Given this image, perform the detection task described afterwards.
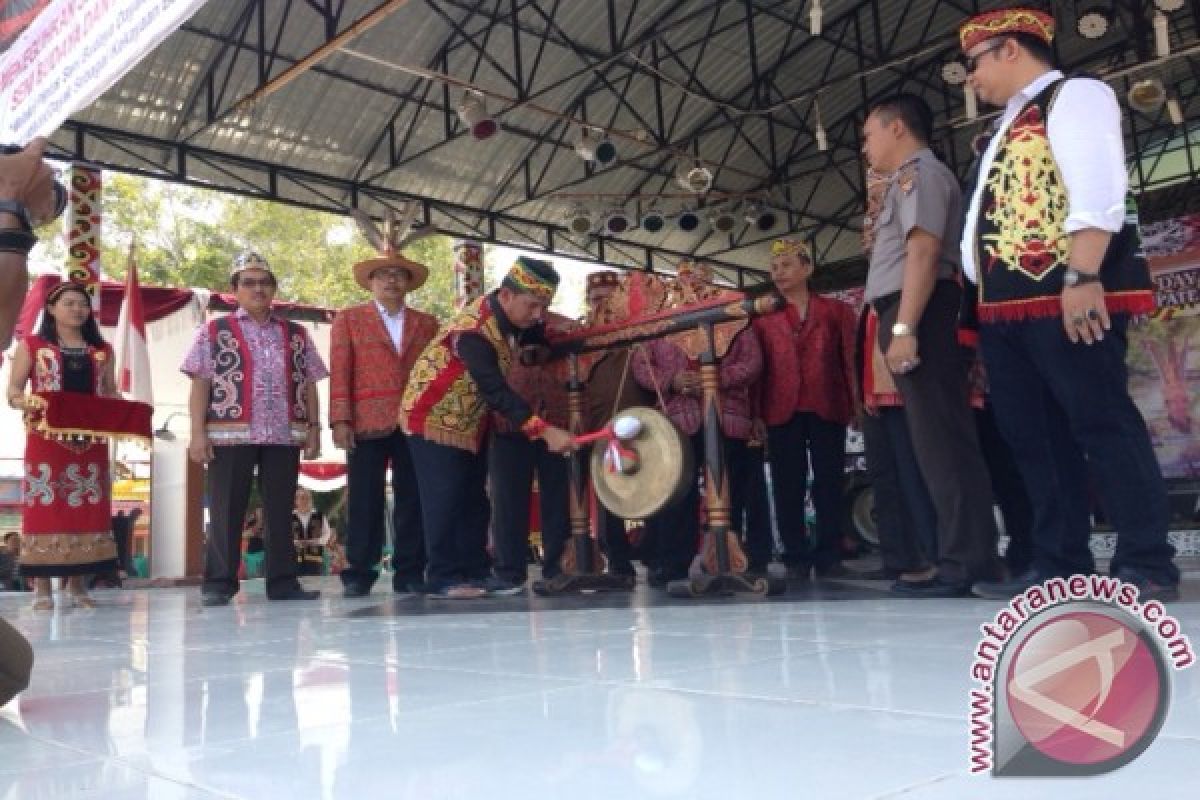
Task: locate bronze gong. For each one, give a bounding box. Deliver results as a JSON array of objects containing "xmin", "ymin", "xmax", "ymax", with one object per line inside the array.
[{"xmin": 589, "ymin": 406, "xmax": 693, "ymax": 520}]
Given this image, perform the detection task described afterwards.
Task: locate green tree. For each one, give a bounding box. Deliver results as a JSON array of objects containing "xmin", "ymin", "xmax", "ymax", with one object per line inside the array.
[{"xmin": 96, "ymin": 173, "xmax": 460, "ymax": 319}]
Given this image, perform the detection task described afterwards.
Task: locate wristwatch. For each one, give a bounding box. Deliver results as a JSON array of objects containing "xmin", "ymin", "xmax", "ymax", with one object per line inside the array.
[
  {"xmin": 0, "ymin": 199, "xmax": 33, "ymax": 231},
  {"xmin": 891, "ymin": 322, "xmax": 915, "ymax": 337},
  {"xmin": 1063, "ymin": 267, "xmax": 1102, "ymax": 288}
]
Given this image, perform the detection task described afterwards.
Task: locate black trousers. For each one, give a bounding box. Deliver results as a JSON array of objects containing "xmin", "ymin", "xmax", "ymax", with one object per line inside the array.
[
  {"xmin": 408, "ymin": 435, "xmax": 491, "ymax": 590},
  {"xmin": 340, "ymin": 430, "xmax": 425, "ymax": 591},
  {"xmin": 862, "ymin": 407, "xmax": 938, "ymax": 572},
  {"xmin": 975, "ymin": 403, "xmax": 1035, "ymax": 576},
  {"xmin": 878, "ymin": 281, "xmax": 999, "ymax": 583},
  {"xmin": 645, "ymin": 432, "xmax": 703, "ymax": 580},
  {"xmin": 488, "ymin": 432, "xmax": 570, "ymax": 583},
  {"xmin": 205, "ymin": 444, "xmax": 302, "ymax": 597},
  {"xmin": 980, "ymin": 315, "xmax": 1178, "ymax": 585},
  {"xmin": 737, "ymin": 443, "xmax": 774, "ymax": 570},
  {"xmin": 767, "ymin": 412, "xmax": 846, "ymax": 571}
]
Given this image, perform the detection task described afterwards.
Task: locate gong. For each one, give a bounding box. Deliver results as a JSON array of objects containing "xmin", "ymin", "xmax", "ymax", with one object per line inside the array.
[{"xmin": 589, "ymin": 406, "xmax": 693, "ymax": 520}]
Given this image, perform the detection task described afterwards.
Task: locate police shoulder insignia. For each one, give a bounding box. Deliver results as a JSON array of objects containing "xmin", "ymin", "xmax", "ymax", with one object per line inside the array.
[{"xmin": 897, "ymin": 158, "xmax": 919, "ymax": 195}]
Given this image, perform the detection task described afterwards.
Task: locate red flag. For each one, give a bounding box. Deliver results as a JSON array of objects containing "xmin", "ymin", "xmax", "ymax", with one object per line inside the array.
[{"xmin": 113, "ymin": 256, "xmax": 153, "ymax": 403}]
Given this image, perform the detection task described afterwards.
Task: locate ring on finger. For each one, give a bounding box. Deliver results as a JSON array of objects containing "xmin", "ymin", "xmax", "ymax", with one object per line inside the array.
[{"xmin": 1086, "ymin": 309, "xmax": 1100, "ymax": 320}]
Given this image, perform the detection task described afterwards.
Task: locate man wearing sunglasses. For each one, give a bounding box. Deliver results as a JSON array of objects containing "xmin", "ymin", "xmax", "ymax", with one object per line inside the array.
[
  {"xmin": 958, "ymin": 7, "xmax": 1178, "ymax": 601},
  {"xmin": 182, "ymin": 251, "xmax": 328, "ymax": 606},
  {"xmin": 329, "ymin": 252, "xmax": 438, "ymax": 598}
]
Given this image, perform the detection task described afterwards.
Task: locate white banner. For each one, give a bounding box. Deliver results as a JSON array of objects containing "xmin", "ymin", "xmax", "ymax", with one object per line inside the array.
[{"xmin": 0, "ymin": 0, "xmax": 211, "ymax": 142}]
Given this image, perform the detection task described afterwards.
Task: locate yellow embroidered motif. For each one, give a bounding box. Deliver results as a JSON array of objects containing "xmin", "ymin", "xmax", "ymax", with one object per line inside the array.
[
  {"xmin": 980, "ymin": 106, "xmax": 1069, "ymax": 282},
  {"xmin": 400, "ymin": 297, "xmax": 513, "ymax": 451},
  {"xmin": 896, "ymin": 159, "xmax": 918, "ymax": 195}
]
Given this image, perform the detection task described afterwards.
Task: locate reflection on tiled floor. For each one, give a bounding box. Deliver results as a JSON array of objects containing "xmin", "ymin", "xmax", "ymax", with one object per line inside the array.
[{"xmin": 1, "ymin": 576, "xmax": 1197, "ymax": 799}]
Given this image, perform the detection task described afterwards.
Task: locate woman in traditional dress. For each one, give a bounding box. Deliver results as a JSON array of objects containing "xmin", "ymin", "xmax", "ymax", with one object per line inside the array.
[{"xmin": 6, "ymin": 282, "xmax": 118, "ymax": 610}]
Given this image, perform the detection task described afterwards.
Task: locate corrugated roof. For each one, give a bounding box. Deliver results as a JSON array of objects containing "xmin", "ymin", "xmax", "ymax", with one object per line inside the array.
[{"xmin": 47, "ymin": 0, "xmax": 1200, "ymax": 278}]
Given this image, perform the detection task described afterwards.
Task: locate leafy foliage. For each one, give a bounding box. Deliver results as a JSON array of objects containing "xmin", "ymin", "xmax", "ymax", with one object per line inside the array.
[{"xmin": 96, "ymin": 174, "xmax": 459, "ymax": 319}]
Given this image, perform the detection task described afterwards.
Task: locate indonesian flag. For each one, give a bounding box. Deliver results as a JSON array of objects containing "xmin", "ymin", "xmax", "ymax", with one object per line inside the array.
[{"xmin": 113, "ymin": 254, "xmax": 153, "ymax": 404}]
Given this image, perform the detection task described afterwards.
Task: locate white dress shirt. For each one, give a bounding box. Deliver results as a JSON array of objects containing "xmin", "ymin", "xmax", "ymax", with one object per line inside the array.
[
  {"xmin": 961, "ymin": 69, "xmax": 1128, "ymax": 283},
  {"xmin": 374, "ymin": 300, "xmax": 406, "ymax": 351}
]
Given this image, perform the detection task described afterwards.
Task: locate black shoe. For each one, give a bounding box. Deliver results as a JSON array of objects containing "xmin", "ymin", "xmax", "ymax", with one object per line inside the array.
[
  {"xmin": 1113, "ymin": 568, "xmax": 1181, "ymax": 603},
  {"xmin": 851, "ymin": 567, "xmax": 902, "ymax": 581},
  {"xmin": 891, "ymin": 576, "xmax": 972, "ymax": 597},
  {"xmin": 608, "ymin": 560, "xmax": 636, "ymax": 579},
  {"xmin": 201, "ymin": 592, "xmax": 231, "ymax": 607},
  {"xmin": 392, "ymin": 580, "xmax": 426, "ymax": 597},
  {"xmin": 342, "ymin": 583, "xmax": 370, "ymax": 598},
  {"xmin": 814, "ymin": 562, "xmax": 851, "ymax": 579},
  {"xmin": 268, "ymin": 586, "xmax": 321, "ymax": 601},
  {"xmin": 971, "ymin": 568, "xmax": 1052, "ymax": 600},
  {"xmin": 647, "ymin": 568, "xmax": 686, "ymax": 589},
  {"xmin": 785, "ymin": 563, "xmax": 811, "ymax": 581},
  {"xmin": 483, "ymin": 576, "xmax": 525, "ymax": 596}
]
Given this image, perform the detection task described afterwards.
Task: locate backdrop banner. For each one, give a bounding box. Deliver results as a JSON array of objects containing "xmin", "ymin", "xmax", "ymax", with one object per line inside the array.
[
  {"xmin": 1131, "ymin": 213, "xmax": 1200, "ymax": 480},
  {"xmin": 0, "ymin": 0, "xmax": 211, "ymax": 141}
]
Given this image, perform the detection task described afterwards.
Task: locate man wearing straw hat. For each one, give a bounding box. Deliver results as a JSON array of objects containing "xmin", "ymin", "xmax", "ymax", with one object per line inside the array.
[{"xmin": 330, "ymin": 250, "xmax": 438, "ymax": 597}]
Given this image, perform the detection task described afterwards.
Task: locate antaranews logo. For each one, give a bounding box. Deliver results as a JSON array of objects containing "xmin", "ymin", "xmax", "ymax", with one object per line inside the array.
[{"xmin": 968, "ymin": 575, "xmax": 1193, "ymax": 777}]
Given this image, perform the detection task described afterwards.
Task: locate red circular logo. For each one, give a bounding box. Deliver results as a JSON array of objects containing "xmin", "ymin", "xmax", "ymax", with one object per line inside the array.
[{"xmin": 1006, "ymin": 611, "xmax": 1163, "ymax": 767}]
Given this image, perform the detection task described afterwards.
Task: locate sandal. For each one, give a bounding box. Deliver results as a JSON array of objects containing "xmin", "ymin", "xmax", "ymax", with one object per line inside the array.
[
  {"xmin": 32, "ymin": 594, "xmax": 54, "ymax": 611},
  {"xmin": 68, "ymin": 592, "xmax": 96, "ymax": 609}
]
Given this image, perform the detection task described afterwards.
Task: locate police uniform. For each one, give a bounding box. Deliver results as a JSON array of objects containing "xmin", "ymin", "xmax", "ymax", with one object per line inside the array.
[{"xmin": 866, "ymin": 148, "xmax": 999, "ymax": 592}]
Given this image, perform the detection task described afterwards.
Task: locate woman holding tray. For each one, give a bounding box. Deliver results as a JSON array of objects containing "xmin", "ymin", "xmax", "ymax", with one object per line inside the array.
[{"xmin": 6, "ymin": 281, "xmax": 119, "ymax": 610}]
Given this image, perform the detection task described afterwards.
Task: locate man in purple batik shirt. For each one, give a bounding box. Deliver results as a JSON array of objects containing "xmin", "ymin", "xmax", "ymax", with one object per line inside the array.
[{"xmin": 182, "ymin": 251, "xmax": 328, "ymax": 606}]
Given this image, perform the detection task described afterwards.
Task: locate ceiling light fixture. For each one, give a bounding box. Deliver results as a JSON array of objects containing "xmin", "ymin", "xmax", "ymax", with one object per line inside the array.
[
  {"xmin": 814, "ymin": 97, "xmax": 828, "ymax": 152},
  {"xmin": 640, "ymin": 207, "xmax": 666, "ymax": 234},
  {"xmin": 941, "ymin": 61, "xmax": 967, "ymax": 86},
  {"xmin": 1076, "ymin": 8, "xmax": 1111, "ymax": 40},
  {"xmin": 1168, "ymin": 97, "xmax": 1185, "ymax": 126},
  {"xmin": 1128, "ymin": 78, "xmax": 1167, "ymax": 114},
  {"xmin": 677, "ymin": 209, "xmax": 702, "ymax": 233},
  {"xmin": 457, "ymin": 91, "xmax": 497, "ymax": 140},
  {"xmin": 745, "ymin": 204, "xmax": 780, "ymax": 233},
  {"xmin": 1154, "ymin": 12, "xmax": 1171, "ymax": 57},
  {"xmin": 574, "ymin": 127, "xmax": 617, "ymax": 166},
  {"xmin": 710, "ymin": 208, "xmax": 738, "ymax": 234},
  {"xmin": 603, "ymin": 206, "xmax": 631, "ymax": 235},
  {"xmin": 566, "ymin": 203, "xmax": 593, "ymax": 235},
  {"xmin": 675, "ymin": 159, "xmax": 713, "ymax": 194}
]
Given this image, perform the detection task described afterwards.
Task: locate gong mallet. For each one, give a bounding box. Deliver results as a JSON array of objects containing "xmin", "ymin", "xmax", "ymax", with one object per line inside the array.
[{"xmin": 572, "ymin": 415, "xmax": 642, "ymax": 475}]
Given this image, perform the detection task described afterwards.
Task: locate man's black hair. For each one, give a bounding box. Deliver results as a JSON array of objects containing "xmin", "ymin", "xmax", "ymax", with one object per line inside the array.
[{"xmin": 869, "ymin": 93, "xmax": 934, "ymax": 145}]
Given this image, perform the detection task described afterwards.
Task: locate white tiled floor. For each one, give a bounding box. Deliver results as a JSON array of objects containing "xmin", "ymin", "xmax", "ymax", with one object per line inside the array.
[{"xmin": 1, "ymin": 577, "xmax": 1197, "ymax": 799}]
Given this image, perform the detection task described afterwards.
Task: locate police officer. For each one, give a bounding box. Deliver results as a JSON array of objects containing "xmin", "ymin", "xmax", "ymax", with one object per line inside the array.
[{"xmin": 861, "ymin": 93, "xmax": 998, "ymax": 597}]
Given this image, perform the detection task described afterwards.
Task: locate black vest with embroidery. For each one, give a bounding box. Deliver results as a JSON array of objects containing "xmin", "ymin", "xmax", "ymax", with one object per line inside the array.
[
  {"xmin": 972, "ymin": 79, "xmax": 1155, "ymax": 323},
  {"xmin": 292, "ymin": 510, "xmax": 325, "ymax": 564}
]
